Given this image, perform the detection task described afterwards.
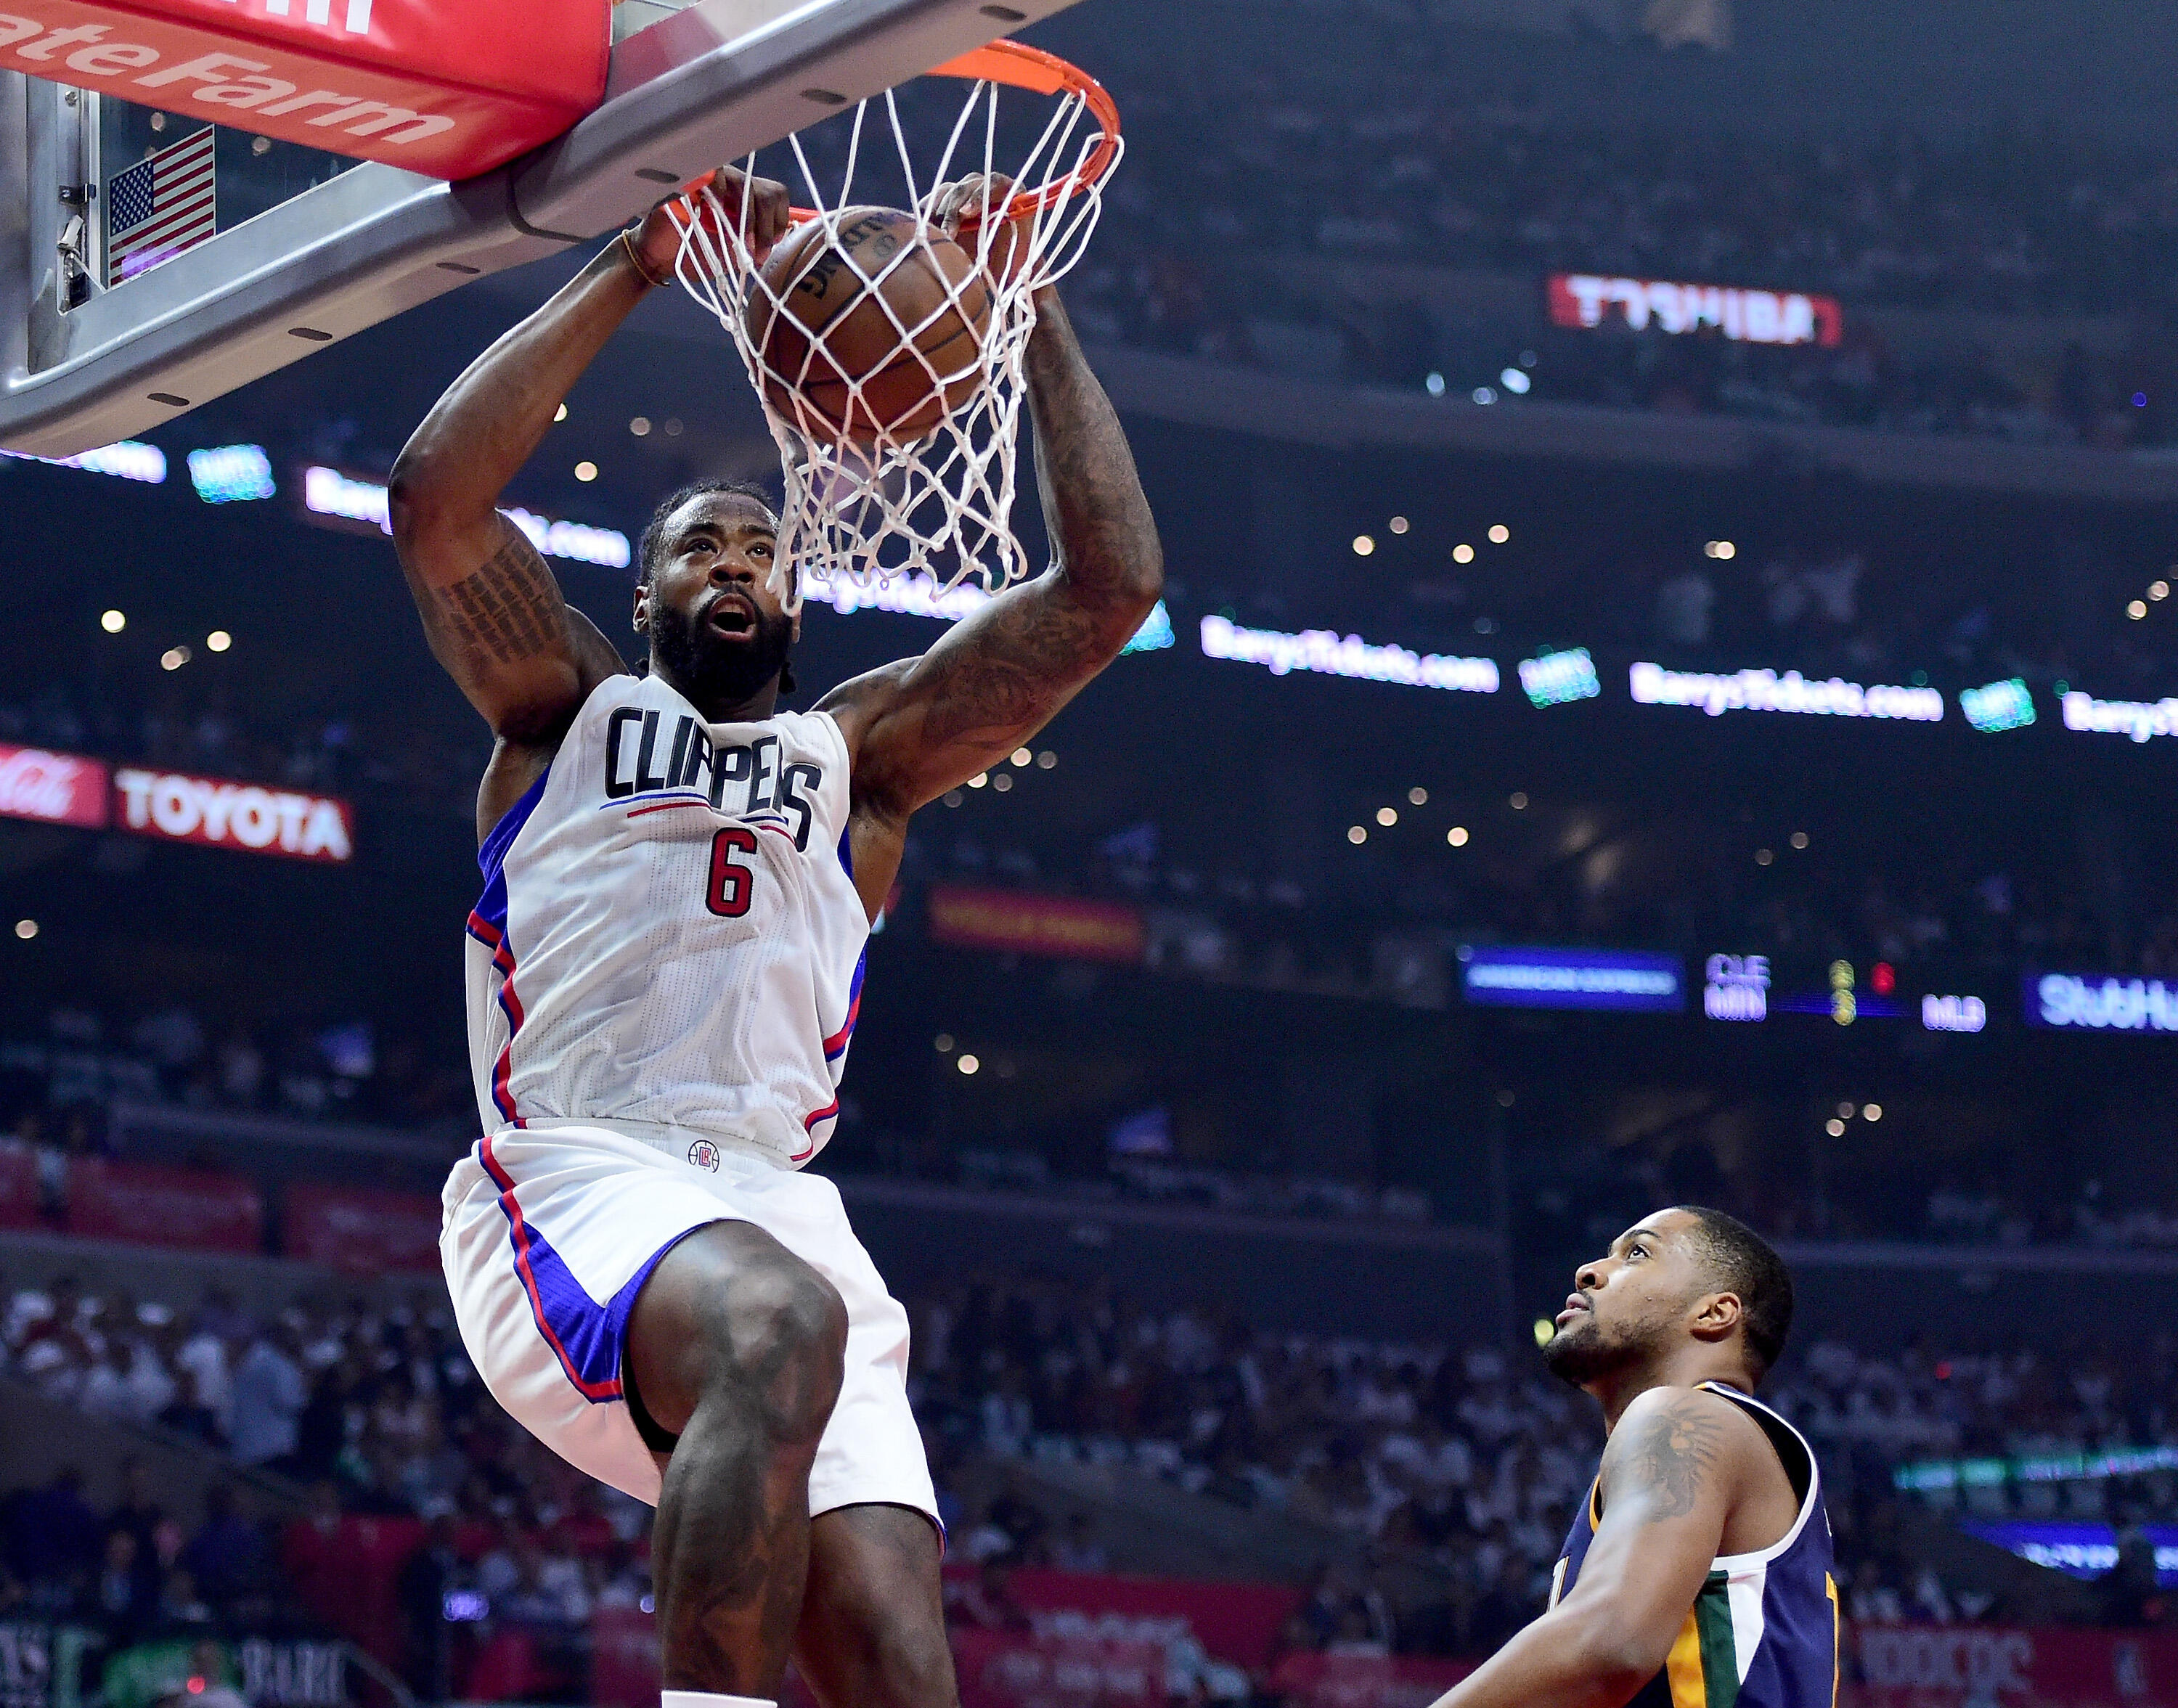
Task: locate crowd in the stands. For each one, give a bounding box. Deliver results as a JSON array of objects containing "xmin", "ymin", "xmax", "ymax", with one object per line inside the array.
[
  {"xmin": 0, "ymin": 1259, "xmax": 2169, "ymax": 1700},
  {"xmin": 1027, "ymin": 3, "xmax": 2178, "ymax": 443}
]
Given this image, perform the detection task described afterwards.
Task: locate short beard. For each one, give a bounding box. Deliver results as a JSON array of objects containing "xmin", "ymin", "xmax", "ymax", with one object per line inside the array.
[
  {"xmin": 648, "ymin": 592, "xmax": 794, "ymax": 708},
  {"xmin": 1541, "ymin": 1312, "xmax": 1659, "ymax": 1387}
]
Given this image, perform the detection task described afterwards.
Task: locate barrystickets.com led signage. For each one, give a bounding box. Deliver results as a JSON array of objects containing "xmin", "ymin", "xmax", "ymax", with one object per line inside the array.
[
  {"xmin": 1199, "ymin": 616, "xmax": 1501, "ymax": 693},
  {"xmin": 1630, "ymin": 663, "xmax": 1945, "ymax": 723}
]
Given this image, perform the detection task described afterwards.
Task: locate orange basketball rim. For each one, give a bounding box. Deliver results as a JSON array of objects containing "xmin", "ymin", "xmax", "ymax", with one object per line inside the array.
[{"xmin": 671, "ymin": 38, "xmax": 1121, "ymax": 232}]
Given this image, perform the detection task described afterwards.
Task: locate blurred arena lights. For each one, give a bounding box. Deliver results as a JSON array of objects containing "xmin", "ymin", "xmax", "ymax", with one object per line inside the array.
[
  {"xmin": 99, "ymin": 609, "xmax": 125, "ymax": 633},
  {"xmin": 206, "ymin": 631, "xmax": 232, "ymax": 653},
  {"xmin": 1499, "ymin": 367, "xmax": 1530, "ymax": 393},
  {"xmin": 1408, "ymin": 787, "xmax": 1427, "ymax": 804},
  {"xmin": 1961, "ymin": 678, "xmax": 2036, "ymax": 732},
  {"xmin": 1423, "ymin": 372, "xmax": 1446, "ymax": 396},
  {"xmin": 1347, "ymin": 825, "xmax": 1367, "ymax": 843},
  {"xmin": 1518, "ymin": 647, "xmax": 1602, "ymax": 708},
  {"xmin": 2129, "ymin": 600, "xmax": 2148, "ymax": 620},
  {"xmin": 1488, "ymin": 523, "xmax": 1511, "ymax": 543},
  {"xmin": 184, "ymin": 444, "xmax": 274, "ymax": 503},
  {"xmin": 1389, "ymin": 516, "xmax": 1409, "ymax": 534},
  {"xmin": 160, "ymin": 647, "xmax": 190, "ymax": 671},
  {"xmin": 12, "ymin": 920, "xmax": 35, "ymax": 940},
  {"xmin": 574, "ymin": 462, "xmax": 599, "ymax": 483},
  {"xmin": 1352, "ymin": 534, "xmax": 1375, "ymax": 556},
  {"xmin": 1, "ymin": 439, "xmax": 167, "ymax": 483},
  {"xmin": 1453, "ymin": 543, "xmax": 1475, "ymax": 563},
  {"xmin": 1447, "ymin": 826, "xmax": 1469, "ymax": 846},
  {"xmin": 956, "ymin": 1054, "xmax": 980, "ymax": 1075},
  {"xmin": 629, "ymin": 417, "xmax": 651, "ymax": 436},
  {"xmin": 1705, "ymin": 539, "xmax": 1737, "ymax": 559},
  {"xmin": 1376, "ymin": 806, "xmax": 1398, "ymax": 826}
]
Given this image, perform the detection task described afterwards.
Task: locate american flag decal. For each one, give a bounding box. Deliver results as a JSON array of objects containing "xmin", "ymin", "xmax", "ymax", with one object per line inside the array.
[{"xmin": 106, "ymin": 126, "xmax": 217, "ymax": 287}]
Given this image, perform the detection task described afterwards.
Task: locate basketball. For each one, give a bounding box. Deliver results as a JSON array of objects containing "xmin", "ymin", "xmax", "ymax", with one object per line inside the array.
[{"xmin": 744, "ymin": 208, "xmax": 993, "ymax": 446}]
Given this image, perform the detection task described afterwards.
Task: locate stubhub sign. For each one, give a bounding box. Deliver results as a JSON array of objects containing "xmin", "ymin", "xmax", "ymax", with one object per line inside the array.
[{"xmin": 2026, "ymin": 972, "xmax": 2178, "ymax": 1033}]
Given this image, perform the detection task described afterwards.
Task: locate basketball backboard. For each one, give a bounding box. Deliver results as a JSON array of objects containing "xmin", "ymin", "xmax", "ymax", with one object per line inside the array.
[{"xmin": 0, "ymin": 0, "xmax": 1085, "ymax": 457}]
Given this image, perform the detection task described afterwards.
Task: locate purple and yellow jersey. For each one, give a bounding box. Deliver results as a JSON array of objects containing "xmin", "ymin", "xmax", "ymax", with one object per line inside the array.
[{"xmin": 1549, "ymin": 1382, "xmax": 1840, "ymax": 1708}]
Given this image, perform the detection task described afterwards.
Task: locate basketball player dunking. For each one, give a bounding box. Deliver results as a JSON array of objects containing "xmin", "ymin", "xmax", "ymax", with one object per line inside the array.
[
  {"xmin": 1431, "ymin": 1208, "xmax": 1838, "ymax": 1708},
  {"xmin": 391, "ymin": 164, "xmax": 1159, "ymax": 1708}
]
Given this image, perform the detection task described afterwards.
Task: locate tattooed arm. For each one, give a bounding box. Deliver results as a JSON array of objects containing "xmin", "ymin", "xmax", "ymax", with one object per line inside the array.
[
  {"xmin": 821, "ymin": 285, "xmax": 1162, "ymax": 910},
  {"xmin": 390, "ymin": 168, "xmax": 790, "ymax": 841},
  {"xmin": 1426, "ymin": 1388, "xmax": 1771, "ymax": 1708}
]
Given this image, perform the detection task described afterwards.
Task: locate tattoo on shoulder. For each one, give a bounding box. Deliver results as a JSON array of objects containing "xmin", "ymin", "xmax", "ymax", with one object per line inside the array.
[
  {"xmin": 435, "ymin": 534, "xmax": 563, "ymax": 666},
  {"xmin": 921, "ymin": 590, "xmax": 1099, "ymax": 749},
  {"xmin": 1618, "ymin": 1395, "xmax": 1732, "ymax": 1520}
]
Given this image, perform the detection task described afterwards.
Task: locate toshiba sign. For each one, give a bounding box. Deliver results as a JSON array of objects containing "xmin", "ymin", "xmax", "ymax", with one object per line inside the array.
[
  {"xmin": 0, "ymin": 0, "xmax": 607, "ymax": 179},
  {"xmin": 0, "ymin": 743, "xmax": 110, "ymax": 828},
  {"xmin": 114, "ymin": 767, "xmax": 354, "ymax": 863},
  {"xmin": 1549, "ymin": 274, "xmax": 1844, "ymax": 348}
]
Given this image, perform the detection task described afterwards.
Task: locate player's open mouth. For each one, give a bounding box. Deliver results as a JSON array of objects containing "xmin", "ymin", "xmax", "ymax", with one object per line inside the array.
[
  {"xmin": 708, "ymin": 597, "xmax": 756, "ymax": 637},
  {"xmin": 1555, "ymin": 1294, "xmax": 1589, "ymax": 1326}
]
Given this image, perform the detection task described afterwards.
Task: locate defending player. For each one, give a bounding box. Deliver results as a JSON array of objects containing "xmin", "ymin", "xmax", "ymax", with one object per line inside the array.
[
  {"xmin": 390, "ymin": 164, "xmax": 1159, "ymax": 1708},
  {"xmin": 1430, "ymin": 1208, "xmax": 1837, "ymax": 1708}
]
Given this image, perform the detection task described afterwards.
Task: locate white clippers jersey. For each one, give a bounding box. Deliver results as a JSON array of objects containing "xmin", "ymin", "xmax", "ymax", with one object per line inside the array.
[{"xmin": 463, "ymin": 672, "xmax": 868, "ymax": 1166}]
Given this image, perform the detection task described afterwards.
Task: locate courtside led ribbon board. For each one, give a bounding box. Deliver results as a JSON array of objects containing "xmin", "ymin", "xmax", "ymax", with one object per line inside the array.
[
  {"xmin": 1459, "ymin": 946, "xmax": 1684, "ymax": 1013},
  {"xmin": 0, "ymin": 0, "xmax": 608, "ymax": 178}
]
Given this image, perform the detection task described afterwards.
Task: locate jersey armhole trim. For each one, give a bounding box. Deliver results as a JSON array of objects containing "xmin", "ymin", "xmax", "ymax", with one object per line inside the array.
[
  {"xmin": 479, "ymin": 764, "xmax": 555, "ymax": 880},
  {"xmin": 1701, "ymin": 1381, "xmax": 1822, "ymax": 1572}
]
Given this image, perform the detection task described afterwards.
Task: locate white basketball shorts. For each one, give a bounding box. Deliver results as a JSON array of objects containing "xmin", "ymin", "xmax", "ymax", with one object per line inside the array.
[{"xmin": 441, "ymin": 1120, "xmax": 936, "ymax": 1521}]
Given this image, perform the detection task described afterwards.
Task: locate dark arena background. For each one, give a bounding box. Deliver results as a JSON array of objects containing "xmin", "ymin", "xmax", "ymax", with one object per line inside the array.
[{"xmin": 9, "ymin": 0, "xmax": 2178, "ymax": 1704}]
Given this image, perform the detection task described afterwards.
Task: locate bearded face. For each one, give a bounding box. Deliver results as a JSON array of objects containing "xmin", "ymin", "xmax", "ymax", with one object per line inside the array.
[
  {"xmin": 638, "ymin": 491, "xmax": 797, "ymax": 711},
  {"xmin": 648, "ymin": 576, "xmax": 796, "ymax": 707}
]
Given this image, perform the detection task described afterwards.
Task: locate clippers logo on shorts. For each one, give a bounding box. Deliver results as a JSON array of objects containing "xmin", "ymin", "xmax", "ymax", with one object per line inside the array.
[{"xmin": 687, "ymin": 1140, "xmax": 721, "ymax": 1172}]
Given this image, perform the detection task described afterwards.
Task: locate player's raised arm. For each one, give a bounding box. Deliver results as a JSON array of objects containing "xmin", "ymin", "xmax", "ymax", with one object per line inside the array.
[
  {"xmin": 823, "ymin": 182, "xmax": 1162, "ymax": 822},
  {"xmin": 1426, "ymin": 1386, "xmax": 1760, "ymax": 1708},
  {"xmin": 388, "ymin": 171, "xmax": 791, "ymax": 817}
]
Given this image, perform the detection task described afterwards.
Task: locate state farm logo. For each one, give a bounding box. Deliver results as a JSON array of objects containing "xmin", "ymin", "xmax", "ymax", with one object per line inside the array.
[
  {"xmin": 246, "ymin": 0, "xmax": 375, "ymax": 38},
  {"xmin": 0, "ymin": 743, "xmax": 109, "ymax": 828},
  {"xmin": 114, "ymin": 767, "xmax": 353, "ymax": 863}
]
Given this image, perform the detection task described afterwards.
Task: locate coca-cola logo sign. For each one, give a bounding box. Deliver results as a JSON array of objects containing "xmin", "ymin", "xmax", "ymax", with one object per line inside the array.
[{"xmin": 0, "ymin": 745, "xmax": 109, "ymax": 828}]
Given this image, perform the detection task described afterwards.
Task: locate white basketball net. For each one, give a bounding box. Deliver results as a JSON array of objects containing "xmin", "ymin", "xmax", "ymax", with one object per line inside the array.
[{"xmin": 672, "ymin": 67, "xmax": 1119, "ymax": 613}]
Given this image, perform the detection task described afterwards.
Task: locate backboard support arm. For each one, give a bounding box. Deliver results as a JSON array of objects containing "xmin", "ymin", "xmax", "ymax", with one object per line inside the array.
[{"xmin": 0, "ymin": 0, "xmax": 1082, "ymax": 457}]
